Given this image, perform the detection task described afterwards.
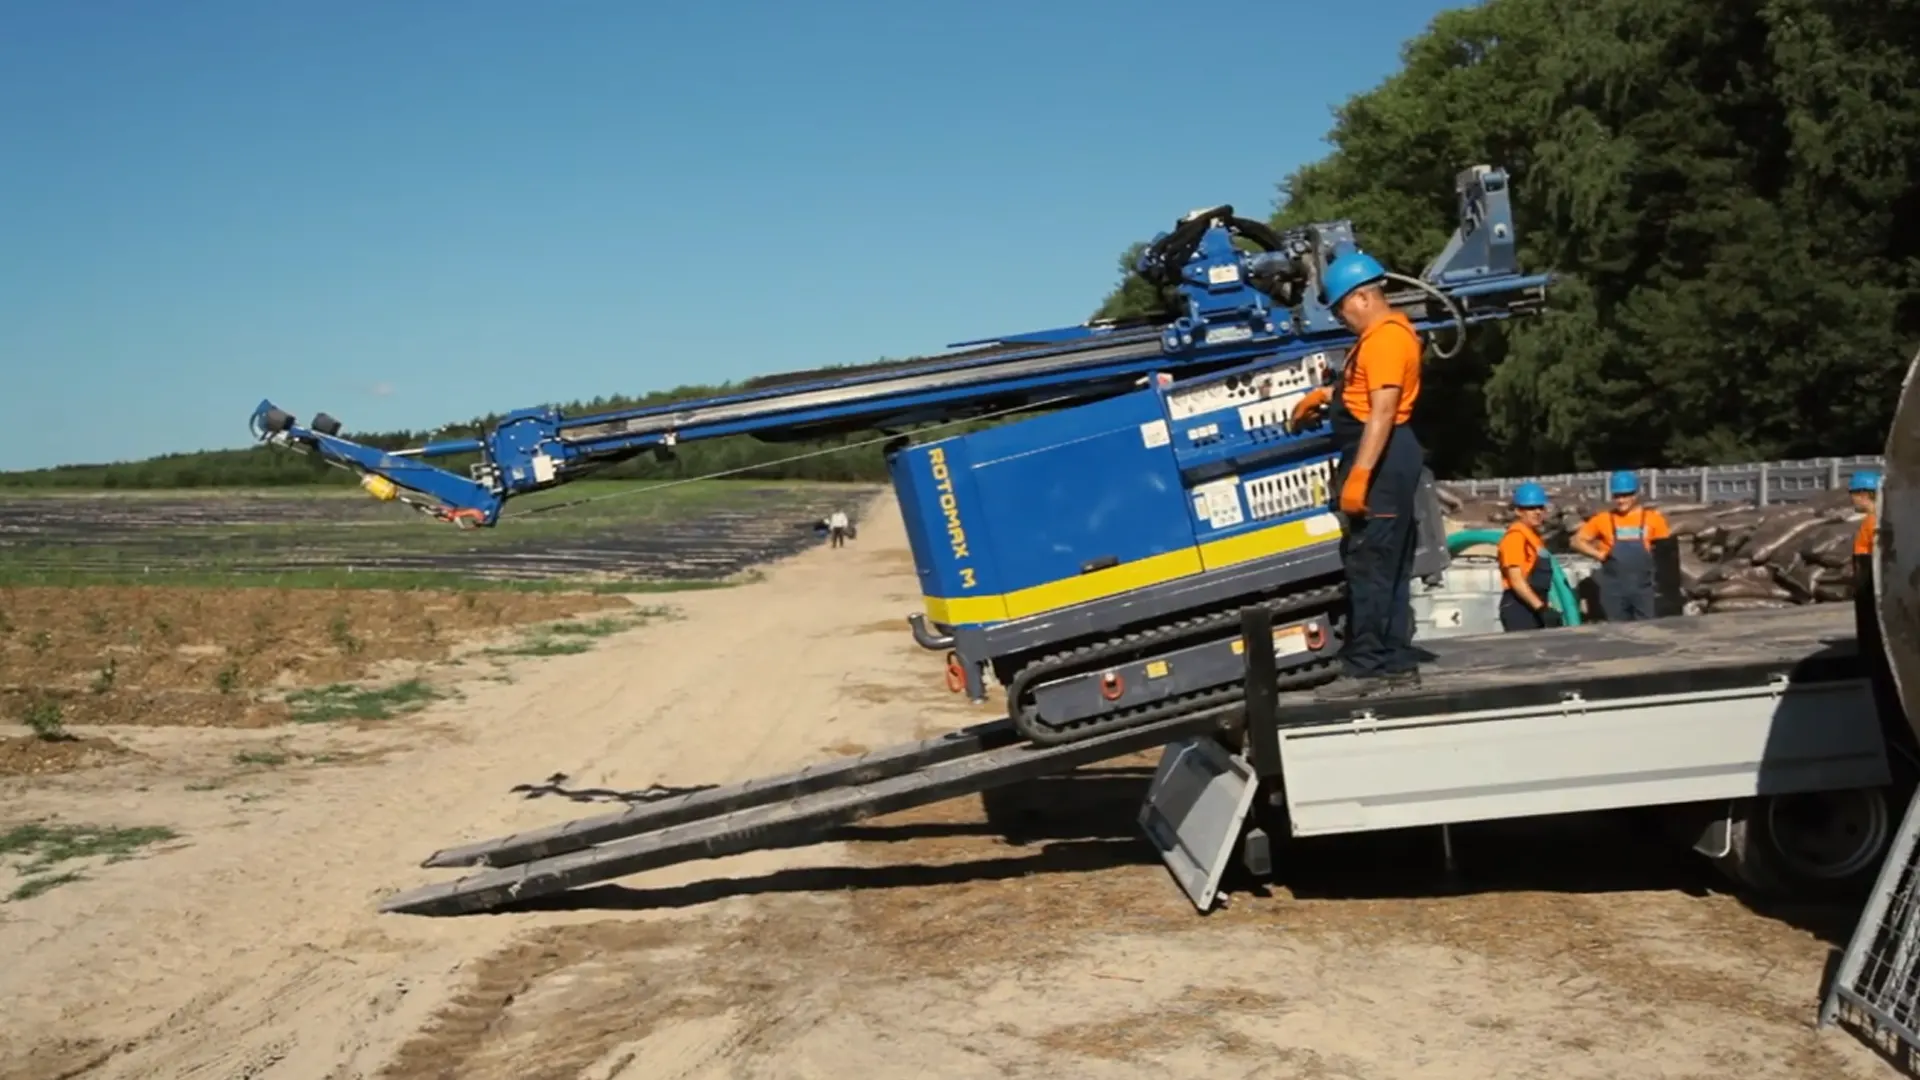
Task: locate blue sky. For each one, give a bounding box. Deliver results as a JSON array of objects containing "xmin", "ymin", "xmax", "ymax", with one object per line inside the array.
[{"xmin": 0, "ymin": 0, "xmax": 1457, "ymax": 471}]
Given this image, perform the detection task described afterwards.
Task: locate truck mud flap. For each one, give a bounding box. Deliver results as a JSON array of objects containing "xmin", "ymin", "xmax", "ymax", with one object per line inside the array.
[{"xmin": 1138, "ymin": 735, "xmax": 1260, "ymax": 912}]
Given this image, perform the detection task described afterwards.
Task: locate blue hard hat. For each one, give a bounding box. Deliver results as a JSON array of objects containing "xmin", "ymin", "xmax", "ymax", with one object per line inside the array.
[
  {"xmin": 1323, "ymin": 252, "xmax": 1388, "ymax": 308},
  {"xmin": 1512, "ymin": 482, "xmax": 1548, "ymax": 508},
  {"xmin": 1608, "ymin": 470, "xmax": 1639, "ymax": 496},
  {"xmin": 1851, "ymin": 469, "xmax": 1882, "ymax": 492}
]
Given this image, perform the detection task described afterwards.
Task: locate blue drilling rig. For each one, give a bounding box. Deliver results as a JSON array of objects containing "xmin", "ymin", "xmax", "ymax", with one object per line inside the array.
[
  {"xmin": 252, "ymin": 164, "xmax": 1552, "ymax": 751},
  {"xmin": 251, "ymin": 169, "xmax": 1920, "ymax": 924}
]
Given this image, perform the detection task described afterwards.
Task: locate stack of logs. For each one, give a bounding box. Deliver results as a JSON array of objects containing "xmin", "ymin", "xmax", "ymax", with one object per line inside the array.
[{"xmin": 1436, "ymin": 485, "xmax": 1867, "ymax": 614}]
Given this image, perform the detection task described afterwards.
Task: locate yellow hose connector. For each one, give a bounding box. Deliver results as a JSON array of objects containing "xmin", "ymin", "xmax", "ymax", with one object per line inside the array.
[{"xmin": 360, "ymin": 474, "xmax": 398, "ymax": 502}]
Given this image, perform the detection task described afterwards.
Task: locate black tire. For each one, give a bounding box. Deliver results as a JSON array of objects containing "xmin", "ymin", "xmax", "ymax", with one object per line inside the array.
[{"xmin": 1708, "ymin": 787, "xmax": 1897, "ymax": 900}]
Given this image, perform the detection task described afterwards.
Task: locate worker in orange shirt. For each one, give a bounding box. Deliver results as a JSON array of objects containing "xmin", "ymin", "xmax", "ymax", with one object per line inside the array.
[
  {"xmin": 1851, "ymin": 469, "xmax": 1881, "ymax": 558},
  {"xmin": 1288, "ymin": 251, "xmax": 1426, "ymax": 699},
  {"xmin": 1497, "ymin": 483, "xmax": 1564, "ymax": 631},
  {"xmin": 1569, "ymin": 470, "xmax": 1671, "ymax": 622}
]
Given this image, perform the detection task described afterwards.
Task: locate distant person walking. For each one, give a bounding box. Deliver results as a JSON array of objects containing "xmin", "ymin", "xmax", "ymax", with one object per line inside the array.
[{"xmin": 828, "ymin": 509, "xmax": 850, "ymax": 548}]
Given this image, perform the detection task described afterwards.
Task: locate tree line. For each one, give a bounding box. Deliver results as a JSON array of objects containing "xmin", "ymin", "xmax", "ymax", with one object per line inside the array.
[{"xmin": 7, "ymin": 0, "xmax": 1914, "ymax": 491}]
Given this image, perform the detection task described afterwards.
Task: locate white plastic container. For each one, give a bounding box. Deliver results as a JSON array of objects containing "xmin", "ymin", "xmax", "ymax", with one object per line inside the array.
[{"xmin": 1410, "ymin": 552, "xmax": 1601, "ymax": 639}]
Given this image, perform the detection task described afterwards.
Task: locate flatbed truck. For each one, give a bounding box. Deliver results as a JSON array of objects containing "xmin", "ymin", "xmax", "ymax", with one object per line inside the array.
[
  {"xmin": 376, "ymin": 590, "xmax": 1908, "ymax": 917},
  {"xmin": 244, "ymin": 162, "xmax": 1919, "ymax": 930}
]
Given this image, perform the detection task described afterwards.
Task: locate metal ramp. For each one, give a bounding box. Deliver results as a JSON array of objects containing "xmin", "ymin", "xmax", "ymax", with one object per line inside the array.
[
  {"xmin": 1135, "ymin": 606, "xmax": 1289, "ymax": 913},
  {"xmin": 1138, "ymin": 735, "xmax": 1262, "ymax": 911},
  {"xmin": 381, "ymin": 705, "xmax": 1240, "ymax": 916},
  {"xmin": 1821, "ymin": 784, "xmax": 1920, "ymax": 1068}
]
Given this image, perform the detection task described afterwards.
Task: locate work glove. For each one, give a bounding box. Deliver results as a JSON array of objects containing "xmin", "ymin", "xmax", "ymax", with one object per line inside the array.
[
  {"xmin": 1338, "ymin": 465, "xmax": 1372, "ymax": 517},
  {"xmin": 1538, "ymin": 607, "xmax": 1564, "ymax": 628},
  {"xmin": 1289, "ymin": 387, "xmax": 1330, "ymax": 433}
]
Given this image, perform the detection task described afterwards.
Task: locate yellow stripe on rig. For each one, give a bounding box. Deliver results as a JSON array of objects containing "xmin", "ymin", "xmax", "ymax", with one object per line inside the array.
[{"xmin": 921, "ymin": 513, "xmax": 1341, "ymax": 627}]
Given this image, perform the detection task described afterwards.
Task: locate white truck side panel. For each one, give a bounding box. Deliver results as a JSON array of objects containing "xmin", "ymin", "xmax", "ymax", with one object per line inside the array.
[{"xmin": 1277, "ymin": 679, "xmax": 1891, "ymax": 836}]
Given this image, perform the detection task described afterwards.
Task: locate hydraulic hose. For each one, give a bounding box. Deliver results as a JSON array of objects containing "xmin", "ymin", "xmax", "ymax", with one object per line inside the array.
[
  {"xmin": 1445, "ymin": 528, "xmax": 1584, "ymax": 627},
  {"xmin": 1138, "ymin": 214, "xmax": 1289, "ymax": 288},
  {"xmin": 1384, "ymin": 271, "xmax": 1468, "ymax": 360}
]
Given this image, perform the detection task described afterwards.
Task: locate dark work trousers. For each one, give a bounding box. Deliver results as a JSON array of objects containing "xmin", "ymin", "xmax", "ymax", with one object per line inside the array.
[
  {"xmin": 1499, "ymin": 545, "xmax": 1557, "ymax": 631},
  {"xmin": 1328, "ymin": 399, "xmax": 1423, "ymax": 679},
  {"xmin": 1596, "ymin": 520, "xmax": 1656, "ymax": 620}
]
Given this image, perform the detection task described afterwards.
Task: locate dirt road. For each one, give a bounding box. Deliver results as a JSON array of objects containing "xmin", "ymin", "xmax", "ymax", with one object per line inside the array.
[{"xmin": 0, "ymin": 492, "xmax": 1901, "ymax": 1079}]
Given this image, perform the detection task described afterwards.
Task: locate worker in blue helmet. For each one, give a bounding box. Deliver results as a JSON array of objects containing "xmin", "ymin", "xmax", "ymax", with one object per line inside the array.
[
  {"xmin": 1852, "ymin": 469, "xmax": 1881, "ymax": 558},
  {"xmin": 1290, "ymin": 251, "xmax": 1429, "ymax": 698},
  {"xmin": 1497, "ymin": 483, "xmax": 1564, "ymax": 631},
  {"xmin": 1570, "ymin": 470, "xmax": 1672, "ymax": 622}
]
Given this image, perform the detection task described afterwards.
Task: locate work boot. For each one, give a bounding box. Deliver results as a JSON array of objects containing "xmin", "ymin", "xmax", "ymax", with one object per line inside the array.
[
  {"xmin": 1382, "ymin": 669, "xmax": 1423, "ymax": 692},
  {"xmin": 1312, "ymin": 674, "xmax": 1382, "ymax": 702}
]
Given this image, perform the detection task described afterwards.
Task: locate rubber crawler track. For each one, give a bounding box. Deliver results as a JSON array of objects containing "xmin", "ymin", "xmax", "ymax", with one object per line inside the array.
[{"xmin": 1007, "ymin": 582, "xmax": 1348, "ymax": 745}]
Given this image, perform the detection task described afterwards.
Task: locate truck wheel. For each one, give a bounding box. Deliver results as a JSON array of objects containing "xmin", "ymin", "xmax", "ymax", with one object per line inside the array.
[{"xmin": 1709, "ymin": 788, "xmax": 1894, "ymax": 900}]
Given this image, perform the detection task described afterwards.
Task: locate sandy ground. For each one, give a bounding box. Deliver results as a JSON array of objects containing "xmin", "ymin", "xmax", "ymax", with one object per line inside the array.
[{"xmin": 0, "ymin": 491, "xmax": 1904, "ymax": 1079}]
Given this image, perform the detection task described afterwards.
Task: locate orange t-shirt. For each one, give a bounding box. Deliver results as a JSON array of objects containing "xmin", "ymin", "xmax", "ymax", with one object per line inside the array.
[
  {"xmin": 1338, "ymin": 311, "xmax": 1422, "ymax": 424},
  {"xmin": 1497, "ymin": 522, "xmax": 1545, "ymax": 583},
  {"xmin": 1856, "ymin": 512, "xmax": 1877, "ymax": 556},
  {"xmin": 1574, "ymin": 507, "xmax": 1671, "ymax": 561}
]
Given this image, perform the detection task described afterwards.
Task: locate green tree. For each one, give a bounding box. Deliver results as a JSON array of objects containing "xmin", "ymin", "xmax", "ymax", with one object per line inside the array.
[{"xmin": 1090, "ymin": 242, "xmax": 1170, "ymax": 322}]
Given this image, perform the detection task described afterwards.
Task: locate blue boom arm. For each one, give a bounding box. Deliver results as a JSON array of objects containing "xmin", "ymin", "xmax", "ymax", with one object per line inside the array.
[{"xmin": 250, "ymin": 165, "xmax": 1551, "ymax": 527}]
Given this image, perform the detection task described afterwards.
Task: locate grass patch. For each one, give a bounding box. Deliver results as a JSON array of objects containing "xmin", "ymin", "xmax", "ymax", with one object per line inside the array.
[
  {"xmin": 546, "ymin": 616, "xmax": 634, "ymax": 638},
  {"xmin": 0, "ymin": 823, "xmax": 179, "ymax": 869},
  {"xmin": 545, "ymin": 606, "xmax": 681, "ymax": 639},
  {"xmin": 502, "ymin": 637, "xmax": 595, "ymax": 657},
  {"xmin": 18, "ymin": 697, "xmax": 68, "ymax": 741},
  {"xmin": 0, "ymin": 822, "xmax": 179, "ymax": 901},
  {"xmin": 286, "ymin": 679, "xmax": 440, "ymax": 723},
  {"xmin": 494, "ymin": 604, "xmax": 683, "ymax": 657},
  {"xmin": 217, "ymin": 744, "xmax": 359, "ymax": 778},
  {"xmin": 9, "ymin": 870, "xmax": 84, "ymax": 901}
]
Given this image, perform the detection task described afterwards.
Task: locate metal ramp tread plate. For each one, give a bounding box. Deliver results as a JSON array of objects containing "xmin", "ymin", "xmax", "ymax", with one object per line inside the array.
[{"xmin": 382, "ymin": 706, "xmax": 1237, "ymax": 917}]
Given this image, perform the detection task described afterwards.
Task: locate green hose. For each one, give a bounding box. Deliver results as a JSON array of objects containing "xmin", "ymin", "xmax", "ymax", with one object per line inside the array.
[{"xmin": 1444, "ymin": 528, "xmax": 1584, "ymax": 627}]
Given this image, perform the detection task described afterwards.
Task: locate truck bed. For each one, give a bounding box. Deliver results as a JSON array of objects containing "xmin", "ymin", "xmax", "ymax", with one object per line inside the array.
[
  {"xmin": 1274, "ymin": 603, "xmax": 1862, "ymax": 726},
  {"xmin": 1121, "ymin": 601, "xmax": 1894, "ymax": 890}
]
